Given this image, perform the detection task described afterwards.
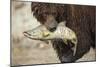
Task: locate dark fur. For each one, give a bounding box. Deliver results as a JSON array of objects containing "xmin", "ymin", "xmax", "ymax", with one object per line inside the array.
[{"xmin": 31, "ymin": 2, "xmax": 96, "ymax": 63}]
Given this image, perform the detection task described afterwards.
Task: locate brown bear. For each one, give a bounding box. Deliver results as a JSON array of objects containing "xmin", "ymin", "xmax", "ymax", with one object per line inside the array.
[{"xmin": 31, "ymin": 2, "xmax": 96, "ymax": 63}]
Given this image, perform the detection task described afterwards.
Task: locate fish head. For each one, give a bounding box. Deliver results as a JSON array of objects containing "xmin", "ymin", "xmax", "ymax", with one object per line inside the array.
[{"xmin": 23, "ymin": 25, "xmax": 51, "ymax": 40}]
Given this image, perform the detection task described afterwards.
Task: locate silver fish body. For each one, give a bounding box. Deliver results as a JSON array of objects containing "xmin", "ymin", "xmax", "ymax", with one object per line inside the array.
[{"xmin": 23, "ymin": 21, "xmax": 78, "ymax": 56}]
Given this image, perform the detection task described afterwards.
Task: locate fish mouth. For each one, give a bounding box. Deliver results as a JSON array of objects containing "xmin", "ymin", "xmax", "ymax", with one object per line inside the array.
[
  {"xmin": 23, "ymin": 31, "xmax": 38, "ymax": 39},
  {"xmin": 23, "ymin": 31, "xmax": 34, "ymax": 39},
  {"xmin": 23, "ymin": 31, "xmax": 47, "ymax": 40},
  {"xmin": 23, "ymin": 32, "xmax": 31, "ymax": 37}
]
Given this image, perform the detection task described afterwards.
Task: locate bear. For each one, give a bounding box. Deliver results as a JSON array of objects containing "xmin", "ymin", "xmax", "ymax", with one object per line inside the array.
[{"xmin": 31, "ymin": 2, "xmax": 96, "ymax": 63}]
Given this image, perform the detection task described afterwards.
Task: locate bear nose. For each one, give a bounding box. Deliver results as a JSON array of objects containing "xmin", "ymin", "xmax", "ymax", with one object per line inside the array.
[{"xmin": 48, "ymin": 27, "xmax": 56, "ymax": 32}]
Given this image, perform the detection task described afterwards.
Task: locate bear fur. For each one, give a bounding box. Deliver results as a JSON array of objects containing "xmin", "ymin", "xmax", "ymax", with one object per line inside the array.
[{"xmin": 31, "ymin": 2, "xmax": 96, "ymax": 63}]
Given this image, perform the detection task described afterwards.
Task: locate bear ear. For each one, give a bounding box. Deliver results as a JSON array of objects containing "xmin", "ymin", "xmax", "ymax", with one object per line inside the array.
[
  {"xmin": 58, "ymin": 21, "xmax": 66, "ymax": 27},
  {"xmin": 31, "ymin": 2, "xmax": 41, "ymax": 12}
]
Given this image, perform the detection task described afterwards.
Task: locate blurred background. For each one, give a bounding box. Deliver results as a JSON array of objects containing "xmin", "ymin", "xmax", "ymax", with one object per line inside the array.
[
  {"xmin": 11, "ymin": 1, "xmax": 60, "ymax": 66},
  {"xmin": 11, "ymin": 0, "xmax": 96, "ymax": 66}
]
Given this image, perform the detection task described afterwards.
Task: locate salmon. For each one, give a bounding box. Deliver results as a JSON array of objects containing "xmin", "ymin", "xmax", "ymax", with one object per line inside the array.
[{"xmin": 23, "ymin": 21, "xmax": 78, "ymax": 56}]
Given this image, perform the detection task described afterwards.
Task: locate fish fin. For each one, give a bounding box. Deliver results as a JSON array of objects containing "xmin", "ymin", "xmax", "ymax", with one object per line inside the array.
[
  {"xmin": 58, "ymin": 21, "xmax": 66, "ymax": 27},
  {"xmin": 71, "ymin": 38, "xmax": 77, "ymax": 56},
  {"xmin": 40, "ymin": 40, "xmax": 50, "ymax": 45},
  {"xmin": 63, "ymin": 39, "xmax": 77, "ymax": 56},
  {"xmin": 44, "ymin": 40, "xmax": 49, "ymax": 44},
  {"xmin": 44, "ymin": 40, "xmax": 52, "ymax": 45},
  {"xmin": 71, "ymin": 43, "xmax": 77, "ymax": 56}
]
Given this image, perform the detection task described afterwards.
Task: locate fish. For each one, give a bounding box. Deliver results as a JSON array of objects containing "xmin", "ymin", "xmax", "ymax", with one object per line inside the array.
[{"xmin": 23, "ymin": 21, "xmax": 78, "ymax": 56}]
